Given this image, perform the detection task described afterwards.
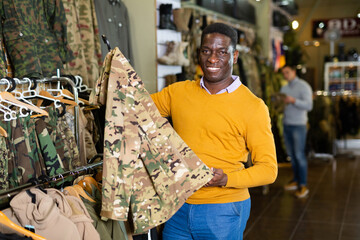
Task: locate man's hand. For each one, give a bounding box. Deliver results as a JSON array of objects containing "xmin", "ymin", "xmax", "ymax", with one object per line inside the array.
[
  {"xmin": 284, "ymin": 95, "xmax": 296, "ymax": 104},
  {"xmin": 204, "ymin": 168, "xmax": 228, "ymax": 187}
]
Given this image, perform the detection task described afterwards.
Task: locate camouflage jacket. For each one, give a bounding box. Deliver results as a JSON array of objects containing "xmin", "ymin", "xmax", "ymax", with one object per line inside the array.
[
  {"xmin": 62, "ymin": 0, "xmax": 102, "ymax": 88},
  {"xmin": 91, "ymin": 47, "xmax": 213, "ymax": 234},
  {"xmin": 0, "ymin": 0, "xmax": 74, "ymax": 78}
]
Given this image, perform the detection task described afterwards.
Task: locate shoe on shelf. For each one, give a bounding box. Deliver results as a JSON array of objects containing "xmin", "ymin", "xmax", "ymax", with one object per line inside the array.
[
  {"xmin": 295, "ymin": 186, "xmax": 309, "ymax": 198},
  {"xmin": 284, "ymin": 181, "xmax": 298, "ymax": 191}
]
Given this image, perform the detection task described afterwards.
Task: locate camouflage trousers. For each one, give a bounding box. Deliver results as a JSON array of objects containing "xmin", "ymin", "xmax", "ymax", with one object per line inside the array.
[{"xmin": 91, "ymin": 47, "xmax": 213, "ymax": 234}]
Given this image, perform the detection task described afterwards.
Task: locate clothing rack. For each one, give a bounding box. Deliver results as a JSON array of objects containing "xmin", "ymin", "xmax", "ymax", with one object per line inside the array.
[
  {"xmin": 0, "ymin": 155, "xmax": 103, "ymax": 205},
  {"xmin": 0, "ymin": 76, "xmax": 80, "ymax": 149},
  {"xmin": 310, "ymin": 90, "xmax": 360, "ymax": 167}
]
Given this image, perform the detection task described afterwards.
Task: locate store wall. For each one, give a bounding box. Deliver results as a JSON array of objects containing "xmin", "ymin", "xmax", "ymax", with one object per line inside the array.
[
  {"xmin": 122, "ymin": 0, "xmax": 158, "ymax": 93},
  {"xmin": 296, "ymin": 2, "xmax": 360, "ymax": 90}
]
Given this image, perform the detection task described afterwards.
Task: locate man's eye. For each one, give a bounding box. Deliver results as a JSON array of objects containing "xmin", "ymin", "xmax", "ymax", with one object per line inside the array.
[
  {"xmin": 202, "ymin": 49, "xmax": 209, "ymax": 54},
  {"xmin": 219, "ymin": 51, "xmax": 226, "ymax": 55}
]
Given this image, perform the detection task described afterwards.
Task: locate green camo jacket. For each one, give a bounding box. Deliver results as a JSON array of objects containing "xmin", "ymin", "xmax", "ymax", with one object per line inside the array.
[
  {"xmin": 0, "ymin": 0, "xmax": 74, "ymax": 78},
  {"xmin": 91, "ymin": 47, "xmax": 213, "ymax": 234}
]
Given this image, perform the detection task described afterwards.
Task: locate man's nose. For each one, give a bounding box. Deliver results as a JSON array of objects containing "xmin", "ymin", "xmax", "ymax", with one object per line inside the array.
[{"xmin": 208, "ymin": 53, "xmax": 219, "ymax": 63}]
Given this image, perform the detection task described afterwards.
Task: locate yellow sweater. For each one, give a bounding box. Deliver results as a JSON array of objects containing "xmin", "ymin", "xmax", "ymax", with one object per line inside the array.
[{"xmin": 151, "ymin": 80, "xmax": 277, "ymax": 204}]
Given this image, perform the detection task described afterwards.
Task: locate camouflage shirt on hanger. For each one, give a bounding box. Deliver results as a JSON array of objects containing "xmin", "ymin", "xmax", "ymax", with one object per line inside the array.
[{"xmin": 91, "ymin": 47, "xmax": 213, "ymax": 234}]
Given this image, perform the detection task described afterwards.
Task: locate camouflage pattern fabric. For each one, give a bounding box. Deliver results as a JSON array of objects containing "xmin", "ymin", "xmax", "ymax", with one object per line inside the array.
[
  {"xmin": 0, "ymin": 120, "xmax": 17, "ymax": 188},
  {"xmin": 62, "ymin": 0, "xmax": 102, "ymax": 88},
  {"xmin": 0, "ymin": 0, "xmax": 74, "ymax": 78},
  {"xmin": 43, "ymin": 107, "xmax": 80, "ymax": 170},
  {"xmin": 62, "ymin": 0, "xmax": 91, "ymax": 87},
  {"xmin": 19, "ymin": 116, "xmax": 47, "ymax": 179},
  {"xmin": 90, "ymin": 47, "xmax": 113, "ymax": 106},
  {"xmin": 10, "ymin": 117, "xmax": 36, "ymax": 185},
  {"xmin": 0, "ymin": 136, "xmax": 9, "ymax": 192},
  {"xmin": 43, "ymin": 107, "xmax": 68, "ymax": 169},
  {"xmin": 28, "ymin": 118, "xmax": 48, "ymax": 177},
  {"xmin": 81, "ymin": 108, "xmax": 97, "ymax": 162},
  {"xmin": 95, "ymin": 47, "xmax": 213, "ymax": 234},
  {"xmin": 84, "ymin": 110, "xmax": 100, "ymax": 152},
  {"xmin": 0, "ymin": 38, "xmax": 13, "ymax": 77},
  {"xmin": 0, "ymin": 40, "xmax": 6, "ymax": 78},
  {"xmin": 58, "ymin": 114, "xmax": 81, "ymax": 169},
  {"xmin": 0, "ymin": 118, "xmax": 33, "ymax": 187},
  {"xmin": 77, "ymin": 0, "xmax": 102, "ymax": 88},
  {"xmin": 35, "ymin": 117, "xmax": 65, "ymax": 177}
]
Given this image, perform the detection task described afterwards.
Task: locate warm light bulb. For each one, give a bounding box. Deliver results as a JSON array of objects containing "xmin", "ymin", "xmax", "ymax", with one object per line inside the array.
[{"xmin": 292, "ymin": 20, "xmax": 299, "ymax": 30}]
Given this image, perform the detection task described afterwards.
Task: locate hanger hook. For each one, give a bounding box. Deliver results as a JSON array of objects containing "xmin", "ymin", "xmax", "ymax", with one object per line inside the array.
[
  {"xmin": 5, "ymin": 77, "xmax": 16, "ymax": 92},
  {"xmin": 2, "ymin": 78, "xmax": 10, "ymax": 92}
]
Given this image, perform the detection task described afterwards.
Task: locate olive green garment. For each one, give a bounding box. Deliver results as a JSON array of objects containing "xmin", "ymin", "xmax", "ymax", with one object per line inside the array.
[
  {"xmin": 79, "ymin": 186, "xmax": 127, "ymax": 240},
  {"xmin": 35, "ymin": 117, "xmax": 65, "ymax": 177}
]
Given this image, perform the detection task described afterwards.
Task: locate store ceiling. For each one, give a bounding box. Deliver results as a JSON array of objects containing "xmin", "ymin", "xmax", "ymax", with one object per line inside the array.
[{"xmin": 295, "ymin": 0, "xmax": 360, "ymax": 8}]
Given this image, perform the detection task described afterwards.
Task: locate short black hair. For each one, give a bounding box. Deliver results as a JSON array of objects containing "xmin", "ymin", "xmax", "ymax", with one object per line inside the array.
[
  {"xmin": 201, "ymin": 22, "xmax": 238, "ymax": 50},
  {"xmin": 281, "ymin": 64, "xmax": 297, "ymax": 71}
]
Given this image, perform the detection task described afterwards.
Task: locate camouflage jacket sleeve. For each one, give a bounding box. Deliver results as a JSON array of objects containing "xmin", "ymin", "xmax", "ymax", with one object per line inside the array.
[{"xmin": 45, "ymin": 0, "xmax": 74, "ymax": 63}]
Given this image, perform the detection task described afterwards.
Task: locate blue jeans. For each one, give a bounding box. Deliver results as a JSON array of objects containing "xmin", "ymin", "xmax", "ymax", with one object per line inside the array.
[
  {"xmin": 283, "ymin": 124, "xmax": 308, "ymax": 186},
  {"xmin": 162, "ymin": 199, "xmax": 251, "ymax": 240}
]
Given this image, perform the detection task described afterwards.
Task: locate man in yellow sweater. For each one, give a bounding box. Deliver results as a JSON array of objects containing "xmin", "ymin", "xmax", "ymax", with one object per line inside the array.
[{"xmin": 151, "ymin": 22, "xmax": 278, "ymax": 240}]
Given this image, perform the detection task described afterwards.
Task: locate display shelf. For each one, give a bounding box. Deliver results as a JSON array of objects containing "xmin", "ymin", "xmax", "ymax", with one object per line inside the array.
[{"xmin": 324, "ymin": 61, "xmax": 360, "ymax": 94}]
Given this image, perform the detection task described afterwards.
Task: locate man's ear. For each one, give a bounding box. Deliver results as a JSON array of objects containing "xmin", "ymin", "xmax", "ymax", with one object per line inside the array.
[{"xmin": 233, "ymin": 49, "xmax": 239, "ymax": 64}]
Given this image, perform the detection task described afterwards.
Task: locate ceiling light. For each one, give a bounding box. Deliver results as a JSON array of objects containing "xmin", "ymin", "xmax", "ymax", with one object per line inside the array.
[{"xmin": 292, "ymin": 20, "xmax": 299, "ymax": 30}]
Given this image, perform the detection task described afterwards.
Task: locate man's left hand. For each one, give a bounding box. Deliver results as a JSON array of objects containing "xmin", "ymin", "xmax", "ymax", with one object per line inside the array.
[
  {"xmin": 204, "ymin": 168, "xmax": 228, "ymax": 187},
  {"xmin": 284, "ymin": 95, "xmax": 296, "ymax": 104}
]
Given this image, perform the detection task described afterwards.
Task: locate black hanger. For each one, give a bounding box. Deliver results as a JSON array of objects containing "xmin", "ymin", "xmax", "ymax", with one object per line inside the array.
[
  {"xmin": 5, "ymin": 77, "xmax": 16, "ymax": 92},
  {"xmin": 101, "ymin": 35, "xmax": 112, "ymax": 52},
  {"xmin": 30, "ymin": 78, "xmax": 38, "ymax": 90}
]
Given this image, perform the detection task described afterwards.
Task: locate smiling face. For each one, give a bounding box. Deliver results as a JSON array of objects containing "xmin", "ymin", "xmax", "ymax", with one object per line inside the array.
[{"xmin": 199, "ymin": 33, "xmax": 239, "ymax": 86}]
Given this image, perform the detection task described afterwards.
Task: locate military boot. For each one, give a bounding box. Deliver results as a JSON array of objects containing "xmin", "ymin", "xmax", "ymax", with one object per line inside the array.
[
  {"xmin": 159, "ymin": 4, "xmax": 176, "ymax": 30},
  {"xmin": 173, "ymin": 8, "xmax": 192, "ymax": 33},
  {"xmin": 158, "ymin": 41, "xmax": 189, "ymax": 67}
]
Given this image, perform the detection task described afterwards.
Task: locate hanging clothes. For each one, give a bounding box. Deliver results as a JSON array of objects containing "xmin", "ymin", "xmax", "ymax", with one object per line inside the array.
[
  {"xmin": 0, "ymin": 0, "xmax": 74, "ymax": 78},
  {"xmin": 239, "ymin": 54, "xmax": 262, "ymax": 98},
  {"xmin": 67, "ymin": 107, "xmax": 97, "ymax": 165},
  {"xmin": 62, "ymin": 0, "xmax": 102, "ymax": 88},
  {"xmin": 0, "ymin": 116, "xmax": 46, "ymax": 188},
  {"xmin": 64, "ymin": 183, "xmax": 128, "ymax": 240},
  {"xmin": 307, "ymin": 95, "xmax": 336, "ymax": 154},
  {"xmin": 47, "ymin": 188, "xmax": 101, "ymax": 240},
  {"xmin": 0, "ymin": 38, "xmax": 13, "ymax": 77},
  {"xmin": 35, "ymin": 117, "xmax": 65, "ymax": 176},
  {"xmin": 0, "ymin": 39, "xmax": 7, "ymax": 78},
  {"xmin": 43, "ymin": 107, "xmax": 81, "ymax": 170},
  {"xmin": 94, "ymin": 0, "xmax": 133, "ymax": 64},
  {"xmin": 0, "ymin": 188, "xmax": 81, "ymax": 240},
  {"xmin": 91, "ymin": 47, "xmax": 212, "ymax": 234},
  {"xmin": 0, "ymin": 135, "xmax": 9, "ymax": 191}
]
